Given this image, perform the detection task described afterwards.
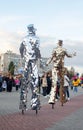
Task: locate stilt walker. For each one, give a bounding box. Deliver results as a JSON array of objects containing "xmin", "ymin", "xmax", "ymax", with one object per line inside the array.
[
  {"xmin": 58, "ymin": 61, "xmax": 66, "ymax": 106},
  {"xmin": 19, "ymin": 24, "xmax": 41, "ymax": 114},
  {"xmin": 46, "ymin": 40, "xmax": 76, "ymax": 107}
]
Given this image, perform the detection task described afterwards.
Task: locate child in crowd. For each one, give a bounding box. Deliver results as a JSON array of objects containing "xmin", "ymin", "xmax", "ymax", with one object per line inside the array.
[{"xmin": 72, "ymin": 77, "xmax": 80, "ymax": 92}]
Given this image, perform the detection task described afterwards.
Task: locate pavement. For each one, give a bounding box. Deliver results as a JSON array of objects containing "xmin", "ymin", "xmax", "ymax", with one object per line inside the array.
[{"xmin": 0, "ymin": 87, "xmax": 83, "ymax": 130}]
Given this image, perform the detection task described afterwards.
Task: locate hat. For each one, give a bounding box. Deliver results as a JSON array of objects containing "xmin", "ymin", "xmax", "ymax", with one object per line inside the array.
[
  {"xmin": 58, "ymin": 40, "xmax": 63, "ymax": 43},
  {"xmin": 57, "ymin": 40, "xmax": 63, "ymax": 45},
  {"xmin": 27, "ymin": 24, "xmax": 36, "ymax": 31}
]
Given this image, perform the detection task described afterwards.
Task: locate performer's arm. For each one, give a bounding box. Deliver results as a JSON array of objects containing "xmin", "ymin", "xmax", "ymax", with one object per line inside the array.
[
  {"xmin": 46, "ymin": 57, "xmax": 53, "ymax": 66},
  {"xmin": 46, "ymin": 50, "xmax": 56, "ymax": 66},
  {"xmin": 65, "ymin": 50, "xmax": 76, "ymax": 58}
]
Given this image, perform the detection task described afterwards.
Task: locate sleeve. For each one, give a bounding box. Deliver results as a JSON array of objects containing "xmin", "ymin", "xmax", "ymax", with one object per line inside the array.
[
  {"xmin": 46, "ymin": 49, "xmax": 56, "ymax": 65},
  {"xmin": 65, "ymin": 49, "xmax": 76, "ymax": 58}
]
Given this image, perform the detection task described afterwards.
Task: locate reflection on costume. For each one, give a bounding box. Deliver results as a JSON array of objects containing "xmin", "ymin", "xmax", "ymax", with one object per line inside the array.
[
  {"xmin": 46, "ymin": 40, "xmax": 76, "ymax": 105},
  {"xmin": 19, "ymin": 24, "xmax": 41, "ymax": 111}
]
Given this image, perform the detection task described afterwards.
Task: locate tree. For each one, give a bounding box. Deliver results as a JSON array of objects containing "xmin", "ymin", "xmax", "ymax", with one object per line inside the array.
[
  {"xmin": 8, "ymin": 61, "xmax": 15, "ymax": 75},
  {"xmin": 68, "ymin": 67, "xmax": 75, "ymax": 79}
]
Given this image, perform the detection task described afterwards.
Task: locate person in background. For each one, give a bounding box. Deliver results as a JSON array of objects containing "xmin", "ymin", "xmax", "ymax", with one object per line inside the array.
[
  {"xmin": 42, "ymin": 73, "xmax": 48, "ymax": 97},
  {"xmin": 14, "ymin": 77, "xmax": 20, "ymax": 91},
  {"xmin": 64, "ymin": 72, "xmax": 70, "ymax": 101},
  {"xmin": 72, "ymin": 76, "xmax": 80, "ymax": 92},
  {"xmin": 2, "ymin": 80, "xmax": 7, "ymax": 91},
  {"xmin": 80, "ymin": 75, "xmax": 83, "ymax": 88},
  {"xmin": 0, "ymin": 74, "xmax": 2, "ymax": 92},
  {"xmin": 46, "ymin": 73, "xmax": 52, "ymax": 96},
  {"xmin": 7, "ymin": 75, "xmax": 13, "ymax": 92}
]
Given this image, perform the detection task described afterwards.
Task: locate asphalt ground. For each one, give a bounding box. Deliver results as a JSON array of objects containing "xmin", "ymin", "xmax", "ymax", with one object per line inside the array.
[{"xmin": 0, "ymin": 86, "xmax": 83, "ymax": 130}]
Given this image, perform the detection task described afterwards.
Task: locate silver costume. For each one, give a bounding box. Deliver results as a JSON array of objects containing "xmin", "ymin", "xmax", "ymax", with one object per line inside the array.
[
  {"xmin": 19, "ymin": 24, "xmax": 41, "ymax": 112},
  {"xmin": 46, "ymin": 40, "xmax": 76, "ymax": 105}
]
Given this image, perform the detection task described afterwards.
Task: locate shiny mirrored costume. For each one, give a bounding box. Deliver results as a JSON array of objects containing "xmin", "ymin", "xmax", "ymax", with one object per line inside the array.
[
  {"xmin": 19, "ymin": 24, "xmax": 41, "ymax": 111},
  {"xmin": 46, "ymin": 40, "xmax": 76, "ymax": 105}
]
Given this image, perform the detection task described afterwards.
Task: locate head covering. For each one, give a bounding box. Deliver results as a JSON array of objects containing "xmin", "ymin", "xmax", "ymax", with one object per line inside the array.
[
  {"xmin": 57, "ymin": 40, "xmax": 63, "ymax": 46},
  {"xmin": 27, "ymin": 24, "xmax": 36, "ymax": 32}
]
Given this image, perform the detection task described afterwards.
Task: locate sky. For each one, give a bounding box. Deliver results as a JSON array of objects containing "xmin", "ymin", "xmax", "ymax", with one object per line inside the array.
[{"xmin": 0, "ymin": 0, "xmax": 83, "ymax": 75}]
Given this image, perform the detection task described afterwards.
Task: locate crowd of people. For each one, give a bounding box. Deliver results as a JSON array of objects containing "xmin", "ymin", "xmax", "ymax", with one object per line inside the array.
[
  {"xmin": 38, "ymin": 71, "xmax": 83, "ymax": 102},
  {"xmin": 0, "ymin": 72, "xmax": 82, "ymax": 102},
  {"xmin": 41, "ymin": 72, "xmax": 52, "ymax": 97},
  {"xmin": 0, "ymin": 70, "xmax": 83, "ymax": 105},
  {"xmin": 0, "ymin": 73, "xmax": 21, "ymax": 92}
]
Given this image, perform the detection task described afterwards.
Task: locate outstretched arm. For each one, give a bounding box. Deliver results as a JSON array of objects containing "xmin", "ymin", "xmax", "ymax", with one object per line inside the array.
[
  {"xmin": 46, "ymin": 50, "xmax": 56, "ymax": 66},
  {"xmin": 46, "ymin": 57, "xmax": 53, "ymax": 66},
  {"xmin": 65, "ymin": 51, "xmax": 76, "ymax": 58}
]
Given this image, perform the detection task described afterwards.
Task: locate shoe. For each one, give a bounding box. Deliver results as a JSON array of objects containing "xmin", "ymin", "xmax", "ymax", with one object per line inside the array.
[
  {"xmin": 67, "ymin": 98, "xmax": 70, "ymax": 101},
  {"xmin": 55, "ymin": 99, "xmax": 58, "ymax": 101},
  {"xmin": 49, "ymin": 102, "xmax": 55, "ymax": 104},
  {"xmin": 44, "ymin": 95, "xmax": 47, "ymax": 98},
  {"xmin": 47, "ymin": 94, "xmax": 50, "ymax": 97},
  {"xmin": 48, "ymin": 100, "xmax": 55, "ymax": 104}
]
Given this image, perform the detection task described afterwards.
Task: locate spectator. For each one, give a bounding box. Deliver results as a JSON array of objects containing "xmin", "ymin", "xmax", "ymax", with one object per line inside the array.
[
  {"xmin": 7, "ymin": 76, "xmax": 13, "ymax": 92},
  {"xmin": 42, "ymin": 73, "xmax": 48, "ymax": 97},
  {"xmin": 46, "ymin": 73, "xmax": 52, "ymax": 96},
  {"xmin": 72, "ymin": 77, "xmax": 80, "ymax": 92},
  {"xmin": 80, "ymin": 76, "xmax": 83, "ymax": 88},
  {"xmin": 0, "ymin": 74, "xmax": 2, "ymax": 92},
  {"xmin": 14, "ymin": 77, "xmax": 20, "ymax": 91},
  {"xmin": 2, "ymin": 80, "xmax": 7, "ymax": 91},
  {"xmin": 64, "ymin": 74, "xmax": 70, "ymax": 100}
]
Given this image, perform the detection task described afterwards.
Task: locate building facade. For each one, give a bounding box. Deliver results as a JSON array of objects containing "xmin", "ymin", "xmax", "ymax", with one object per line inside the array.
[
  {"xmin": 0, "ymin": 51, "xmax": 53, "ymax": 76},
  {"xmin": 0, "ymin": 51, "xmax": 23, "ymax": 74}
]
